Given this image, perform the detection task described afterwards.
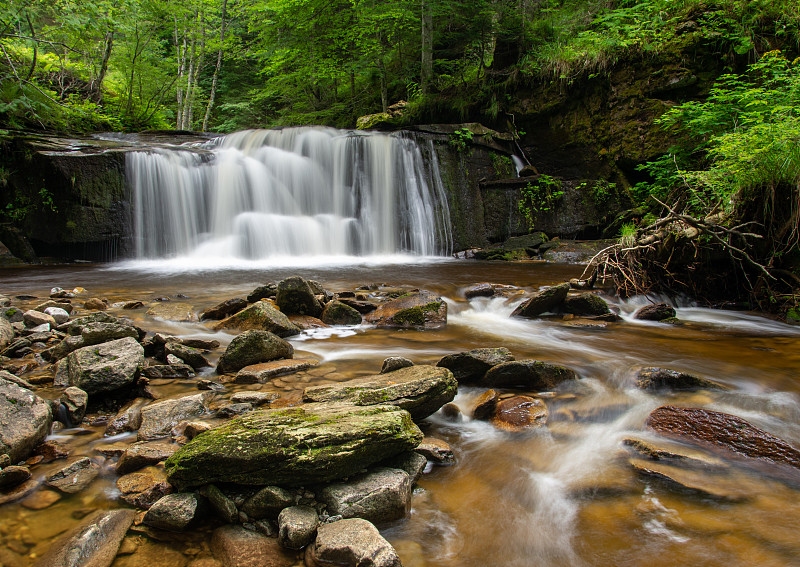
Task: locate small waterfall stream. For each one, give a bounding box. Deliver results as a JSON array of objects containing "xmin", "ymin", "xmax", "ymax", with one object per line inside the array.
[{"xmin": 126, "ymin": 127, "xmax": 452, "ymax": 261}]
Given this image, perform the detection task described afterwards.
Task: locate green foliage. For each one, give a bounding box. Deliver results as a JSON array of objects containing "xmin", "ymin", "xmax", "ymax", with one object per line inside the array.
[
  {"xmin": 518, "ymin": 174, "xmax": 564, "ymax": 230},
  {"xmin": 490, "ymin": 153, "xmax": 514, "ymax": 177},
  {"xmin": 619, "ymin": 222, "xmax": 637, "ymax": 247},
  {"xmin": 449, "ymin": 127, "xmax": 474, "ymax": 151},
  {"xmin": 638, "ymin": 50, "xmax": 800, "ymax": 216},
  {"xmin": 2, "ymin": 188, "xmax": 58, "ymax": 223}
]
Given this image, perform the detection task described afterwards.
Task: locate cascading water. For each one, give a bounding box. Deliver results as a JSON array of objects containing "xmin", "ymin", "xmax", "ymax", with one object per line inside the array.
[{"xmin": 126, "ymin": 127, "xmax": 452, "ymax": 262}]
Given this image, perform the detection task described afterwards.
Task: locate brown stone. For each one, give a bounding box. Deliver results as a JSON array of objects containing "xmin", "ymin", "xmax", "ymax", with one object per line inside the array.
[
  {"xmin": 470, "ymin": 389, "xmax": 500, "ymax": 420},
  {"xmin": 211, "ymin": 525, "xmax": 296, "ymax": 567},
  {"xmin": 83, "ymin": 298, "xmax": 108, "ymax": 310},
  {"xmin": 646, "ymin": 405, "xmax": 800, "ymax": 469},
  {"xmin": 235, "ymin": 358, "xmax": 319, "ymax": 383},
  {"xmin": 416, "ymin": 437, "xmax": 455, "ymax": 464},
  {"xmin": 364, "ymin": 291, "xmax": 447, "ymax": 329},
  {"xmin": 491, "ymin": 396, "xmax": 548, "ymax": 431},
  {"xmin": 21, "ymin": 489, "xmax": 61, "ymax": 510},
  {"xmin": 288, "ymin": 315, "xmax": 329, "ymax": 330},
  {"xmin": 117, "ymin": 466, "xmax": 173, "ymax": 509}
]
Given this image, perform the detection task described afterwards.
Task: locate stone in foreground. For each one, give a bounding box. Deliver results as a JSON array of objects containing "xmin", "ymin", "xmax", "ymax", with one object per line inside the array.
[
  {"xmin": 278, "ymin": 505, "xmax": 320, "ymax": 549},
  {"xmin": 165, "ymin": 403, "xmax": 423, "ymax": 489},
  {"xmin": 32, "ymin": 509, "xmax": 135, "ymax": 567},
  {"xmin": 213, "ymin": 301, "xmax": 301, "ymax": 337},
  {"xmin": 318, "ymin": 467, "xmax": 412, "ymax": 524},
  {"xmin": 212, "ymin": 525, "xmax": 295, "ymax": 567},
  {"xmin": 143, "ymin": 492, "xmax": 204, "ymax": 531},
  {"xmin": 305, "ymin": 518, "xmax": 402, "ymax": 567},
  {"xmin": 0, "ymin": 375, "xmax": 53, "ymax": 463},
  {"xmin": 364, "ymin": 291, "xmax": 447, "ymax": 329},
  {"xmin": 302, "ymin": 365, "xmax": 457, "ymax": 421}
]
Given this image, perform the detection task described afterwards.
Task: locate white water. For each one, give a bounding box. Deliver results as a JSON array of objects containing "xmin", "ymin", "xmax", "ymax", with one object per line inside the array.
[{"xmin": 127, "ymin": 127, "xmax": 452, "ymax": 262}]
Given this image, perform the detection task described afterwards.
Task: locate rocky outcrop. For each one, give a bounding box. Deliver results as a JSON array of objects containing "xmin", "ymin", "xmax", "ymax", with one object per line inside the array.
[
  {"xmin": 305, "ymin": 518, "xmax": 402, "ymax": 567},
  {"xmin": 213, "ymin": 301, "xmax": 301, "ymax": 337},
  {"xmin": 483, "ymin": 360, "xmax": 578, "ymax": 390},
  {"xmin": 364, "ymin": 291, "xmax": 447, "ymax": 330},
  {"xmin": 302, "ymin": 365, "xmax": 457, "ymax": 421},
  {"xmin": 511, "ymin": 283, "xmax": 570, "ymax": 318},
  {"xmin": 646, "ymin": 405, "xmax": 800, "ymax": 470},
  {"xmin": 0, "ymin": 375, "xmax": 53, "ymax": 462},
  {"xmin": 66, "ymin": 336, "xmax": 144, "ymax": 394},
  {"xmin": 164, "ymin": 404, "xmax": 423, "ymax": 489},
  {"xmin": 436, "ymin": 347, "xmax": 514, "ymax": 383},
  {"xmin": 31, "ymin": 509, "xmax": 135, "ymax": 567},
  {"xmin": 216, "ymin": 330, "xmax": 294, "ymax": 374}
]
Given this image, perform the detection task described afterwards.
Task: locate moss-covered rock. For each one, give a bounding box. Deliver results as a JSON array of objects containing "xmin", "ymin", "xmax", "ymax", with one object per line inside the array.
[
  {"xmin": 320, "ymin": 300, "xmax": 363, "ymax": 326},
  {"xmin": 216, "ymin": 330, "xmax": 294, "ymax": 374},
  {"xmin": 276, "ymin": 276, "xmax": 323, "ymax": 317},
  {"xmin": 436, "ymin": 347, "xmax": 515, "ymax": 384},
  {"xmin": 510, "ymin": 283, "xmax": 570, "ymax": 318},
  {"xmin": 562, "ymin": 293, "xmax": 611, "ymax": 316},
  {"xmin": 164, "ymin": 403, "xmax": 423, "ymax": 489},
  {"xmin": 302, "ymin": 365, "xmax": 457, "ymax": 421},
  {"xmin": 364, "ymin": 291, "xmax": 447, "ymax": 330}
]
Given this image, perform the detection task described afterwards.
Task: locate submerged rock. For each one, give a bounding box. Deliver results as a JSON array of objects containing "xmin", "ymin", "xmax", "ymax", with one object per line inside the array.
[
  {"xmin": 436, "ymin": 347, "xmax": 514, "ymax": 383},
  {"xmin": 213, "ymin": 301, "xmax": 301, "ymax": 337},
  {"xmin": 483, "ymin": 360, "xmax": 578, "ymax": 390},
  {"xmin": 116, "ymin": 466, "xmax": 173, "ymax": 509},
  {"xmin": 364, "ymin": 291, "xmax": 447, "ymax": 329},
  {"xmin": 216, "ymin": 330, "xmax": 294, "ymax": 374},
  {"xmin": 629, "ymin": 458, "xmax": 751, "ymax": 501},
  {"xmin": 66, "ymin": 336, "xmax": 144, "ymax": 394},
  {"xmin": 164, "ymin": 404, "xmax": 423, "ymax": 489},
  {"xmin": 510, "ymin": 283, "xmax": 570, "ymax": 318},
  {"xmin": 0, "ymin": 375, "xmax": 53, "ymax": 463},
  {"xmin": 636, "ymin": 368, "xmax": 729, "ymax": 391},
  {"xmin": 302, "ymin": 365, "xmax": 457, "ymax": 421},
  {"xmin": 646, "ymin": 405, "xmax": 800, "ymax": 470},
  {"xmin": 306, "ymin": 518, "xmax": 401, "ymax": 567},
  {"xmin": 212, "ymin": 525, "xmax": 295, "ymax": 567},
  {"xmin": 32, "ymin": 509, "xmax": 135, "ymax": 567}
]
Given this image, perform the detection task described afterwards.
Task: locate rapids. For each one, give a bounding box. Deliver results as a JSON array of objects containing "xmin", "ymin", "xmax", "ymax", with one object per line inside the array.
[{"xmin": 0, "ymin": 260, "xmax": 799, "ymax": 566}]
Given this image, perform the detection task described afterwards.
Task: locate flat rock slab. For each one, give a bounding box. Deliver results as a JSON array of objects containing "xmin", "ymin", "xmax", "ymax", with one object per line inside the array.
[
  {"xmin": 165, "ymin": 403, "xmax": 423, "ymax": 489},
  {"xmin": 67, "ymin": 336, "xmax": 145, "ymax": 395},
  {"xmin": 116, "ymin": 441, "xmax": 179, "ymax": 475},
  {"xmin": 146, "ymin": 302, "xmax": 197, "ymax": 322},
  {"xmin": 32, "ymin": 509, "xmax": 135, "ymax": 567},
  {"xmin": 236, "ymin": 358, "xmax": 319, "ymax": 383},
  {"xmin": 45, "ymin": 457, "xmax": 101, "ymax": 494},
  {"xmin": 138, "ymin": 393, "xmax": 210, "ymax": 441},
  {"xmin": 302, "ymin": 365, "xmax": 457, "ymax": 421},
  {"xmin": 646, "ymin": 405, "xmax": 800, "ymax": 470},
  {"xmin": 364, "ymin": 291, "xmax": 447, "ymax": 330},
  {"xmin": 211, "ymin": 525, "xmax": 296, "ymax": 567},
  {"xmin": 116, "ymin": 466, "xmax": 173, "ymax": 509}
]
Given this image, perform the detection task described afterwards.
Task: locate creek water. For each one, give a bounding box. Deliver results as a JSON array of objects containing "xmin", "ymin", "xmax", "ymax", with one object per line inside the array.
[{"xmin": 1, "ymin": 259, "xmax": 799, "ymax": 567}]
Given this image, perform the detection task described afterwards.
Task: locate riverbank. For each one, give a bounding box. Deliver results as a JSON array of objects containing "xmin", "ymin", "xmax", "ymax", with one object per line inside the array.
[{"xmin": 1, "ymin": 262, "xmax": 799, "ymax": 566}]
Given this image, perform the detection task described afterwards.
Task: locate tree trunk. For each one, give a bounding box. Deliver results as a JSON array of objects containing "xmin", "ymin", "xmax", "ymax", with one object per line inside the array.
[
  {"xmin": 175, "ymin": 19, "xmax": 187, "ymax": 129},
  {"xmin": 94, "ymin": 30, "xmax": 113, "ymax": 101},
  {"xmin": 420, "ymin": 0, "xmax": 433, "ymax": 95},
  {"xmin": 202, "ymin": 0, "xmax": 227, "ymax": 132}
]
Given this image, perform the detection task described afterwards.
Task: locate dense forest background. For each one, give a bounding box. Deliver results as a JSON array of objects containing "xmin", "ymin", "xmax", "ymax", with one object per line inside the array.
[{"xmin": 0, "ymin": 0, "xmax": 797, "ymax": 133}]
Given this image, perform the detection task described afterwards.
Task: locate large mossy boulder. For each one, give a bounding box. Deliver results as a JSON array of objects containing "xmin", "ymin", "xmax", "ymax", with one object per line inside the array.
[
  {"xmin": 364, "ymin": 291, "xmax": 447, "ymax": 330},
  {"xmin": 164, "ymin": 404, "xmax": 424, "ymax": 489},
  {"xmin": 510, "ymin": 283, "xmax": 570, "ymax": 318},
  {"xmin": 66, "ymin": 336, "xmax": 144, "ymax": 395},
  {"xmin": 321, "ymin": 300, "xmax": 363, "ymax": 326},
  {"xmin": 562, "ymin": 293, "xmax": 610, "ymax": 316},
  {"xmin": 276, "ymin": 276, "xmax": 323, "ymax": 317},
  {"xmin": 216, "ymin": 330, "xmax": 294, "ymax": 374},
  {"xmin": 213, "ymin": 301, "xmax": 301, "ymax": 337},
  {"xmin": 0, "ymin": 375, "xmax": 53, "ymax": 463},
  {"xmin": 302, "ymin": 365, "xmax": 457, "ymax": 421}
]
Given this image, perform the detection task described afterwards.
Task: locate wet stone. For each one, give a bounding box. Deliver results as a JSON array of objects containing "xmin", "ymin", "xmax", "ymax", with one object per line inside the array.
[
  {"xmin": 380, "ymin": 356, "xmax": 414, "ymax": 374},
  {"xmin": 45, "ymin": 457, "xmax": 100, "ymax": 494},
  {"xmin": 416, "ymin": 437, "xmax": 455, "ymax": 465},
  {"xmin": 116, "ymin": 441, "xmax": 180, "ymax": 475},
  {"xmin": 198, "ymin": 484, "xmax": 238, "ymax": 524},
  {"xmin": 635, "ymin": 367, "xmax": 729, "ymax": 392},
  {"xmin": 117, "ymin": 466, "xmax": 173, "ymax": 509},
  {"xmin": 143, "ymin": 492, "xmax": 205, "ymax": 532},
  {"xmin": 235, "ymin": 358, "xmax": 318, "ymax": 383},
  {"xmin": 241, "ymin": 485, "xmax": 297, "ymax": 520},
  {"xmin": 278, "ymin": 505, "xmax": 319, "ymax": 550},
  {"xmin": 230, "ymin": 391, "xmax": 279, "ymax": 406},
  {"xmin": 0, "ymin": 465, "xmax": 31, "ymax": 489},
  {"xmin": 211, "ymin": 525, "xmax": 295, "ymax": 567},
  {"xmin": 437, "ymin": 347, "xmax": 515, "ymax": 384},
  {"xmin": 491, "ymin": 395, "xmax": 548, "ymax": 432},
  {"xmin": 471, "ymin": 389, "xmax": 500, "ymax": 420}
]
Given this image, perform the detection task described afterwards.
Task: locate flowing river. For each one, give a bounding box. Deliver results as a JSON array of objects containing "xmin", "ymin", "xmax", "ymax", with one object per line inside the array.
[{"xmin": 1, "ymin": 259, "xmax": 799, "ymax": 567}]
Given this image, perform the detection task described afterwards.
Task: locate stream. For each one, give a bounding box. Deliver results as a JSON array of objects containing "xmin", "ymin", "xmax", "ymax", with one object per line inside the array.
[{"xmin": 1, "ymin": 259, "xmax": 799, "ymax": 566}]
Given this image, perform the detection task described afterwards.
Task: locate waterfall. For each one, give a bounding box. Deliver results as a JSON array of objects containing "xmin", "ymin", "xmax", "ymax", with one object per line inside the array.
[{"xmin": 126, "ymin": 127, "xmax": 452, "ymax": 261}]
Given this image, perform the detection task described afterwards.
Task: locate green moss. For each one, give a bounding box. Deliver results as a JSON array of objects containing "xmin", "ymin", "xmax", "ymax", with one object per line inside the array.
[{"xmin": 392, "ymin": 301, "xmax": 441, "ymax": 327}]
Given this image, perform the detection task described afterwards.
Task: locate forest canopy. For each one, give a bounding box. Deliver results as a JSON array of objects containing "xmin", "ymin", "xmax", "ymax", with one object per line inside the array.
[{"xmin": 1, "ymin": 0, "xmax": 798, "ymax": 133}]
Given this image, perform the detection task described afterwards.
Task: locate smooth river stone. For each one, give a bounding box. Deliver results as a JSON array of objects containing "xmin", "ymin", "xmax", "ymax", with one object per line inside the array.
[{"xmin": 164, "ymin": 403, "xmax": 423, "ymax": 489}]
